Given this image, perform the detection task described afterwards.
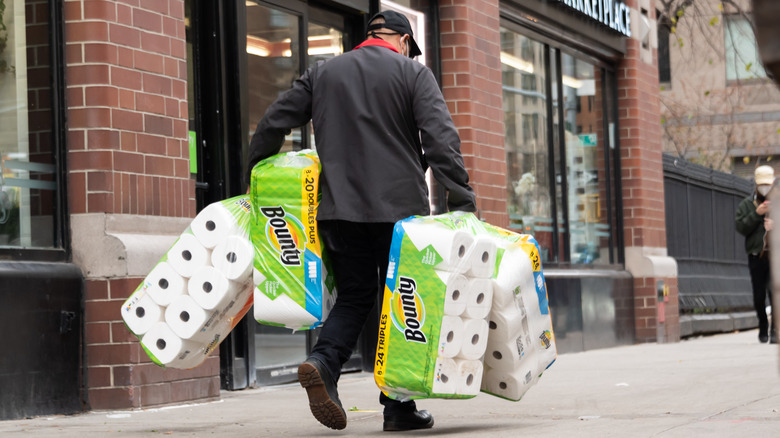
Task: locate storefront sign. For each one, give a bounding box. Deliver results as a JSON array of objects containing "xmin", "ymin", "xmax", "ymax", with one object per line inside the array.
[{"xmin": 555, "ymin": 0, "xmax": 632, "ymax": 37}]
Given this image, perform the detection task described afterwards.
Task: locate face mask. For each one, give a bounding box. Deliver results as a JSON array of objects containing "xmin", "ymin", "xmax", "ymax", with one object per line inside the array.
[
  {"xmin": 758, "ymin": 185, "xmax": 771, "ymax": 196},
  {"xmin": 402, "ymin": 37, "xmax": 409, "ymax": 58}
]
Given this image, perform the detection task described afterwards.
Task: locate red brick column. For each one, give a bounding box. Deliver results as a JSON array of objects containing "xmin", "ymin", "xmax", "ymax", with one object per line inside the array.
[
  {"xmin": 438, "ymin": 0, "xmax": 508, "ymax": 227},
  {"xmin": 619, "ymin": 0, "xmax": 679, "ymax": 343},
  {"xmin": 64, "ymin": 0, "xmax": 210, "ymax": 410}
]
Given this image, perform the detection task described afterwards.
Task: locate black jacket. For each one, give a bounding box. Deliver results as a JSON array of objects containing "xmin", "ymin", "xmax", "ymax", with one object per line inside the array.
[
  {"xmin": 735, "ymin": 192, "xmax": 767, "ymax": 255},
  {"xmin": 246, "ymin": 40, "xmax": 476, "ymax": 223}
]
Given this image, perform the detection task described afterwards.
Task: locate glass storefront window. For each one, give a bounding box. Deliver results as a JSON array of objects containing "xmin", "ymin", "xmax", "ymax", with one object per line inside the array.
[
  {"xmin": 501, "ymin": 29, "xmax": 554, "ymax": 261},
  {"xmin": 561, "ymin": 53, "xmax": 611, "ymax": 264},
  {"xmin": 0, "ymin": 0, "xmax": 58, "ymax": 248},
  {"xmin": 305, "ymin": 18, "xmax": 344, "ymax": 148},
  {"xmin": 245, "ymin": 3, "xmax": 302, "ymax": 153},
  {"xmin": 501, "ymin": 26, "xmax": 618, "ymax": 265}
]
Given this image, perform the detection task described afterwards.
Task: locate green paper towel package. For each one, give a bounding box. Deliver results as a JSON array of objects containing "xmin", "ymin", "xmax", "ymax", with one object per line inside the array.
[
  {"xmin": 374, "ymin": 212, "xmax": 556, "ymax": 402},
  {"xmin": 374, "ymin": 212, "xmax": 495, "ymax": 401},
  {"xmin": 121, "ymin": 196, "xmax": 256, "ymax": 369},
  {"xmin": 249, "ymin": 149, "xmax": 336, "ymax": 331}
]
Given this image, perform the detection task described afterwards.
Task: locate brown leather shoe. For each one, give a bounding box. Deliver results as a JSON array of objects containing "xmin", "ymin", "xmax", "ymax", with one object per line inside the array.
[{"xmin": 298, "ymin": 358, "xmax": 347, "ymax": 430}]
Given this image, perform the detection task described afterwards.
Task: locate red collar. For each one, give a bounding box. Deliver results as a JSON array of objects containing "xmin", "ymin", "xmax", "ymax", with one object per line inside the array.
[{"xmin": 353, "ymin": 38, "xmax": 400, "ymax": 54}]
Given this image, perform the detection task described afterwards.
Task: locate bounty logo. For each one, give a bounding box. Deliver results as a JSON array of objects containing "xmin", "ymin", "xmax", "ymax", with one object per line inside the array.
[
  {"xmin": 259, "ymin": 206, "xmax": 305, "ymax": 266},
  {"xmin": 389, "ymin": 276, "xmax": 427, "ymax": 343}
]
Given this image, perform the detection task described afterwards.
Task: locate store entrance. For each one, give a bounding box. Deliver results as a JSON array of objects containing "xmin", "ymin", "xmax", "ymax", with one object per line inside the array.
[
  {"xmin": 185, "ymin": 0, "xmax": 371, "ymax": 389},
  {"xmin": 242, "ymin": 2, "xmax": 359, "ymax": 385},
  {"xmin": 243, "ymin": 2, "xmax": 367, "ymax": 386}
]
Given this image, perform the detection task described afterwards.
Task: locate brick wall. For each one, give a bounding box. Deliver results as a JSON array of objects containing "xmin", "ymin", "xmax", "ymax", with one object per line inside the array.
[
  {"xmin": 438, "ymin": 0, "xmax": 508, "ymax": 227},
  {"xmin": 65, "ymin": 0, "xmax": 194, "ymax": 217},
  {"xmin": 619, "ymin": 1, "xmax": 679, "ymax": 343},
  {"xmin": 85, "ymin": 278, "xmax": 219, "ymax": 409},
  {"xmin": 64, "ymin": 0, "xmax": 207, "ymax": 410}
]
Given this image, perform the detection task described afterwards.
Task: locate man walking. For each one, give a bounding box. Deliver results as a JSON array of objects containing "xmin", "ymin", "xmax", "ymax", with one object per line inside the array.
[
  {"xmin": 245, "ymin": 10, "xmax": 476, "ymax": 431},
  {"xmin": 736, "ymin": 165, "xmax": 775, "ymax": 344}
]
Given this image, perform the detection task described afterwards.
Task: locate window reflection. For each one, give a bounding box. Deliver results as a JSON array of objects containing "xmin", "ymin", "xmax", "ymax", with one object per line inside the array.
[
  {"xmin": 0, "ymin": 0, "xmax": 57, "ymax": 248},
  {"xmin": 561, "ymin": 53, "xmax": 610, "ymax": 264},
  {"xmin": 501, "ymin": 28, "xmax": 615, "ymax": 265},
  {"xmin": 501, "ymin": 29, "xmax": 553, "ymax": 262},
  {"xmin": 245, "ymin": 5, "xmax": 301, "ymax": 152}
]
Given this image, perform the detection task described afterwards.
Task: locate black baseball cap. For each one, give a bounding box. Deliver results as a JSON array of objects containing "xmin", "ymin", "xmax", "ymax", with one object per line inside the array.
[{"xmin": 366, "ymin": 10, "xmax": 422, "ymax": 58}]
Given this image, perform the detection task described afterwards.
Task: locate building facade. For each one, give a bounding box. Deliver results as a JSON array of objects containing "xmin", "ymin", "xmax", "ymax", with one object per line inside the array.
[
  {"xmin": 0, "ymin": 0, "xmax": 679, "ymax": 418},
  {"xmin": 658, "ymin": 0, "xmax": 780, "ymax": 177}
]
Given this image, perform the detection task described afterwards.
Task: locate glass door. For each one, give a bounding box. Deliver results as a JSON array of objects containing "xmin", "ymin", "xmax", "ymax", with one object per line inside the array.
[{"xmin": 243, "ymin": 0, "xmax": 359, "ymax": 386}]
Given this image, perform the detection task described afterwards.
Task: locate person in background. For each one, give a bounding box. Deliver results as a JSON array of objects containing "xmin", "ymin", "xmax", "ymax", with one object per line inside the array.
[
  {"xmin": 244, "ymin": 10, "xmax": 476, "ymax": 432},
  {"xmin": 736, "ymin": 165, "xmax": 775, "ymax": 344}
]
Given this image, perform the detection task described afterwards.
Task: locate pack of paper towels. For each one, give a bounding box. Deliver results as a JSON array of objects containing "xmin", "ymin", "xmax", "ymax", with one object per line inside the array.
[
  {"xmin": 121, "ymin": 196, "xmax": 256, "ymax": 369},
  {"xmin": 250, "ymin": 149, "xmax": 336, "ymax": 331},
  {"xmin": 374, "ymin": 212, "xmax": 556, "ymax": 402},
  {"xmin": 481, "ymin": 226, "xmax": 557, "ymax": 401}
]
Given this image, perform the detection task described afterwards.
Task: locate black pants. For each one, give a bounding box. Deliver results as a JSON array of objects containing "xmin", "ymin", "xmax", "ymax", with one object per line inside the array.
[
  {"xmin": 748, "ymin": 254, "xmax": 773, "ymax": 336},
  {"xmin": 311, "ymin": 220, "xmax": 416, "ymax": 415}
]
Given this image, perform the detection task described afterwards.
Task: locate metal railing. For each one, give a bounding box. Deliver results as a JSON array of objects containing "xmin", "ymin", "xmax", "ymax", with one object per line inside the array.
[{"xmin": 663, "ymin": 154, "xmax": 754, "ymax": 314}]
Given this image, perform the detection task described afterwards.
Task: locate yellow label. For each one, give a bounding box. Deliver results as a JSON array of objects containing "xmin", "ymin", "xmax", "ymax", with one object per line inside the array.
[
  {"xmin": 301, "ymin": 162, "xmax": 321, "ymax": 257},
  {"xmin": 374, "ymin": 284, "xmax": 393, "ymax": 389},
  {"xmin": 521, "ymin": 242, "xmax": 542, "ymax": 271}
]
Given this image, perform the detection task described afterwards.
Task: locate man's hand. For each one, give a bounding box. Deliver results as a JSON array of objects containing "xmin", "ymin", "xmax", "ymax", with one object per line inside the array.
[{"xmin": 757, "ymin": 201, "xmax": 770, "ymax": 215}]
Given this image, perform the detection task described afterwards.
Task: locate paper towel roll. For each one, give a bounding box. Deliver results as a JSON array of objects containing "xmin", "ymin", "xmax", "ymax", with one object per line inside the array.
[
  {"xmin": 190, "ymin": 202, "xmax": 242, "ymax": 249},
  {"xmin": 435, "ymin": 271, "xmax": 469, "ymax": 316},
  {"xmin": 437, "ymin": 315, "xmax": 464, "ymax": 358},
  {"xmin": 466, "ymin": 236, "xmax": 497, "ymax": 278},
  {"xmin": 211, "ymin": 235, "xmax": 254, "ymax": 282},
  {"xmin": 254, "ymin": 287, "xmax": 319, "ymax": 330},
  {"xmin": 122, "ymin": 293, "xmax": 164, "ymax": 335},
  {"xmin": 492, "ymin": 249, "xmax": 534, "ymax": 307},
  {"xmin": 462, "ymin": 278, "xmax": 494, "ymax": 320},
  {"xmin": 484, "ymin": 335, "xmax": 533, "ymax": 372},
  {"xmin": 481, "ymin": 366, "xmax": 536, "ymax": 401},
  {"xmin": 457, "ymin": 318, "xmax": 489, "ymax": 360},
  {"xmin": 402, "ymin": 221, "xmax": 474, "ymax": 273},
  {"xmin": 456, "ymin": 359, "xmax": 484, "ymax": 396},
  {"xmin": 145, "ymin": 261, "xmax": 187, "ymax": 306},
  {"xmin": 141, "ymin": 322, "xmax": 202, "ymax": 368},
  {"xmin": 188, "ymin": 266, "xmax": 240, "ymax": 311},
  {"xmin": 167, "ymin": 233, "xmax": 211, "ymax": 278},
  {"xmin": 486, "ymin": 307, "xmax": 525, "ymax": 343},
  {"xmin": 164, "ymin": 295, "xmax": 211, "ymax": 340},
  {"xmin": 431, "ymin": 357, "xmax": 458, "ymax": 395}
]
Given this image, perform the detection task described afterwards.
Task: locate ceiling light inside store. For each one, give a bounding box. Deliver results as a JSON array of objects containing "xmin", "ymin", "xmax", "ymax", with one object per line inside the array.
[
  {"xmin": 246, "ymin": 35, "xmax": 271, "ymax": 57},
  {"xmin": 501, "ymin": 52, "xmax": 582, "ymax": 89},
  {"xmin": 500, "ymin": 52, "xmax": 534, "ymax": 73},
  {"xmin": 562, "ymin": 76, "xmax": 583, "ymax": 89}
]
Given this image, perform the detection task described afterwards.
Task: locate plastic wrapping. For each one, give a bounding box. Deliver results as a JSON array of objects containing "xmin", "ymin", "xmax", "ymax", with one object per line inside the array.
[
  {"xmin": 121, "ymin": 196, "xmax": 255, "ymax": 369},
  {"xmin": 479, "ymin": 222, "xmax": 557, "ymax": 401},
  {"xmin": 374, "ymin": 212, "xmax": 556, "ymax": 402},
  {"xmin": 250, "ymin": 150, "xmax": 336, "ymax": 331},
  {"xmin": 374, "ymin": 212, "xmax": 495, "ymax": 401}
]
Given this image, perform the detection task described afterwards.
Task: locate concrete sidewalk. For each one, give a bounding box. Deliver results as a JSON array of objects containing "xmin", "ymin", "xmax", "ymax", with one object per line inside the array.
[{"xmin": 2, "ymin": 329, "xmax": 778, "ymax": 437}]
